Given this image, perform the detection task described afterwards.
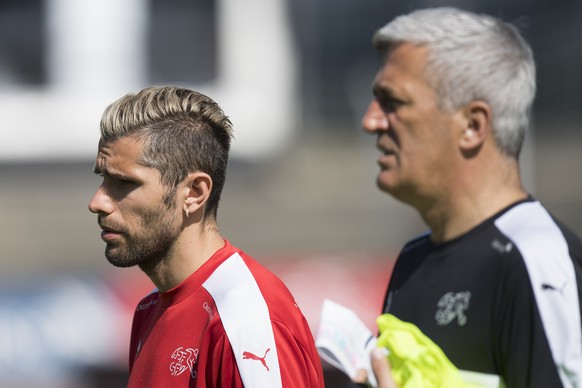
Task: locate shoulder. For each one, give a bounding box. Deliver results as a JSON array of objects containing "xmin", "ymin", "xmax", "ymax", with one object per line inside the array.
[
  {"xmin": 549, "ymin": 216, "xmax": 582, "ymax": 264},
  {"xmin": 493, "ymin": 201, "xmax": 582, "ymax": 386},
  {"xmin": 204, "ymin": 250, "xmax": 308, "ymax": 333},
  {"xmin": 493, "ymin": 200, "xmax": 578, "ymax": 243},
  {"xmin": 203, "ymin": 250, "xmax": 294, "ymax": 304},
  {"xmin": 202, "ymin": 251, "xmax": 322, "ymax": 387},
  {"xmin": 493, "ymin": 200, "xmax": 580, "ymax": 267}
]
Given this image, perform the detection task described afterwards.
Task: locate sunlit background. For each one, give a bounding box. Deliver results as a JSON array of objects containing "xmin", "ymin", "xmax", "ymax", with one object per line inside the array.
[{"xmin": 1, "ymin": 0, "xmax": 581, "ymax": 386}]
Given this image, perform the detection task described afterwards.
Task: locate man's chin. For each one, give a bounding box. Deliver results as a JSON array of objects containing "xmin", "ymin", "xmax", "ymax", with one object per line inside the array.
[
  {"xmin": 376, "ymin": 178, "xmax": 410, "ymax": 203},
  {"xmin": 105, "ymin": 248, "xmax": 140, "ymax": 268},
  {"xmin": 106, "ymin": 258, "xmax": 138, "ymax": 268},
  {"xmin": 376, "ymin": 177, "xmax": 396, "ymax": 195}
]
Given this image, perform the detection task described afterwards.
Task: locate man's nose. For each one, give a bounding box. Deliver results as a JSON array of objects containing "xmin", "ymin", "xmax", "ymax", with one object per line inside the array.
[
  {"xmin": 88, "ymin": 185, "xmax": 113, "ymax": 215},
  {"xmin": 362, "ymin": 100, "xmax": 389, "ymax": 133}
]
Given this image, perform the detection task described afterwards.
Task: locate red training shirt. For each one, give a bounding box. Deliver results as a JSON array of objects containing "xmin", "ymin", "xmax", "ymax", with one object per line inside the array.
[{"xmin": 127, "ymin": 239, "xmax": 324, "ymax": 387}]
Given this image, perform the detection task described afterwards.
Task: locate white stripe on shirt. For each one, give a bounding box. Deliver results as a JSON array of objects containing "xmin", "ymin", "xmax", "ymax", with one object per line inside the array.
[
  {"xmin": 203, "ymin": 252, "xmax": 283, "ymax": 388},
  {"xmin": 495, "ymin": 201, "xmax": 582, "ymax": 388}
]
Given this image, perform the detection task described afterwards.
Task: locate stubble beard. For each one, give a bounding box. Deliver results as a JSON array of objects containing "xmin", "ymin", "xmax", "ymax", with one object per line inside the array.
[{"xmin": 104, "ymin": 206, "xmax": 180, "ymax": 271}]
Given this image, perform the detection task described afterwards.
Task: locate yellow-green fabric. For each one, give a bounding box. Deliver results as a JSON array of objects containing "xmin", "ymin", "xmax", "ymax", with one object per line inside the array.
[{"xmin": 376, "ymin": 313, "xmax": 467, "ymax": 388}]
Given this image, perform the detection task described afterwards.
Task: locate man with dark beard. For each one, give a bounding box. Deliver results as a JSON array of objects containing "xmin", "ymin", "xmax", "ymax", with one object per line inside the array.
[{"xmin": 88, "ymin": 86, "xmax": 324, "ymax": 388}]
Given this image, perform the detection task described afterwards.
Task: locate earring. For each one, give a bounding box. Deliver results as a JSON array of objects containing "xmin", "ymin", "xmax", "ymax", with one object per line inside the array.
[{"xmin": 185, "ymin": 208, "xmax": 190, "ymax": 218}]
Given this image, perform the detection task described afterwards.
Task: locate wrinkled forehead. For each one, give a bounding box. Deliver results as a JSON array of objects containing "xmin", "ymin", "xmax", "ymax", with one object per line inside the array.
[
  {"xmin": 93, "ymin": 136, "xmax": 145, "ymax": 175},
  {"xmin": 93, "ymin": 139, "xmax": 110, "ymax": 173}
]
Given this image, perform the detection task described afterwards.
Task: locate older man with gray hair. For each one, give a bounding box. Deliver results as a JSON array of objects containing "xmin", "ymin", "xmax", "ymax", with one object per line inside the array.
[{"xmin": 355, "ymin": 7, "xmax": 582, "ymax": 388}]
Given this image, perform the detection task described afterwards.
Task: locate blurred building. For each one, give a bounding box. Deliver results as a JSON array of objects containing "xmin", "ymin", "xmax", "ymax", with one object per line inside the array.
[{"xmin": 2, "ymin": 1, "xmax": 581, "ymax": 160}]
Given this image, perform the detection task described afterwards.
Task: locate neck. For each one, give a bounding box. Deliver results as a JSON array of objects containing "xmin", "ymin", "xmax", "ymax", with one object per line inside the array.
[
  {"xmin": 141, "ymin": 223, "xmax": 225, "ymax": 292},
  {"xmin": 420, "ymin": 156, "xmax": 527, "ymax": 243},
  {"xmin": 425, "ymin": 187, "xmax": 528, "ymax": 243}
]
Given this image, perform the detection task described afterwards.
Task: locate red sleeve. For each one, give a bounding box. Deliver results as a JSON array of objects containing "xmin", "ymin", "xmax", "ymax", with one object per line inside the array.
[
  {"xmin": 197, "ymin": 319, "xmax": 324, "ymax": 388},
  {"xmin": 271, "ymin": 319, "xmax": 325, "ymax": 388}
]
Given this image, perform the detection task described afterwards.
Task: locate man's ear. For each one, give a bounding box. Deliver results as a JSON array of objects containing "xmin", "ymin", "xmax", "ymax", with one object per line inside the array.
[
  {"xmin": 182, "ymin": 172, "xmax": 213, "ymax": 217},
  {"xmin": 459, "ymin": 100, "xmax": 492, "ymax": 156}
]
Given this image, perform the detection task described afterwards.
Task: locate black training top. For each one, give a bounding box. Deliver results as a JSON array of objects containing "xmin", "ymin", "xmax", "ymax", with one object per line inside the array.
[{"xmin": 383, "ymin": 199, "xmax": 582, "ymax": 387}]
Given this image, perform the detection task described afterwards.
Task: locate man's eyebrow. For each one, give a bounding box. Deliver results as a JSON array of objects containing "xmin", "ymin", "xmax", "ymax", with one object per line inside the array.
[
  {"xmin": 92, "ymin": 164, "xmax": 126, "ymax": 179},
  {"xmin": 101, "ymin": 167, "xmax": 140, "ymax": 183},
  {"xmin": 372, "ymin": 83, "xmax": 396, "ymax": 98}
]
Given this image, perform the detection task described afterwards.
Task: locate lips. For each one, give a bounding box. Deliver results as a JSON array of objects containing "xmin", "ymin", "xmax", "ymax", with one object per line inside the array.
[
  {"xmin": 376, "ymin": 137, "xmax": 393, "ymax": 152},
  {"xmin": 376, "ymin": 132, "xmax": 398, "ymax": 156},
  {"xmin": 376, "ymin": 143, "xmax": 397, "ymax": 170},
  {"xmin": 98, "ymin": 221, "xmax": 124, "ymax": 241},
  {"xmin": 99, "ymin": 224, "xmax": 114, "ymax": 232},
  {"xmin": 100, "ymin": 228, "xmax": 121, "ymax": 242},
  {"xmin": 377, "ymin": 142, "xmax": 396, "ymax": 155}
]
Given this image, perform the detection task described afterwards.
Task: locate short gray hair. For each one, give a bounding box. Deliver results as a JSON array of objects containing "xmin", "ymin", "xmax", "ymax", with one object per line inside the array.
[{"xmin": 373, "ymin": 7, "xmax": 536, "ymax": 158}]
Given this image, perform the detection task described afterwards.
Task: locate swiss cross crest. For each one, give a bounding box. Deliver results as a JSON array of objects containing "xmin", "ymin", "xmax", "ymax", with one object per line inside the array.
[
  {"xmin": 170, "ymin": 347, "xmax": 199, "ymax": 378},
  {"xmin": 435, "ymin": 291, "xmax": 471, "ymax": 326}
]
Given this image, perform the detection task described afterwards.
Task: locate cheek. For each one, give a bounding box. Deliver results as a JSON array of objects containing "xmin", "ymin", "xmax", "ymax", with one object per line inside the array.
[{"xmin": 140, "ymin": 205, "xmax": 179, "ymax": 231}]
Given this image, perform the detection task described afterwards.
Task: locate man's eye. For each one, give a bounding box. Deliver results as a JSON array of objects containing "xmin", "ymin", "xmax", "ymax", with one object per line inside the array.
[
  {"xmin": 103, "ymin": 175, "xmax": 134, "ymax": 186},
  {"xmin": 380, "ymin": 97, "xmax": 403, "ymax": 111},
  {"xmin": 116, "ymin": 178, "xmax": 135, "ymax": 185}
]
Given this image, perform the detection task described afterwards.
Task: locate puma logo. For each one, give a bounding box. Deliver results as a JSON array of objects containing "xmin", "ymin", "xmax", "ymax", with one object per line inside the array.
[
  {"xmin": 242, "ymin": 348, "xmax": 271, "ymax": 371},
  {"xmin": 542, "ymin": 281, "xmax": 567, "ymax": 294}
]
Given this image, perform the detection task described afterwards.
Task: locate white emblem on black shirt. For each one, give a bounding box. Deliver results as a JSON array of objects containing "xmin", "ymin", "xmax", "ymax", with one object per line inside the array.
[
  {"xmin": 435, "ymin": 291, "xmax": 471, "ymax": 326},
  {"xmin": 491, "ymin": 239, "xmax": 513, "ymax": 253}
]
